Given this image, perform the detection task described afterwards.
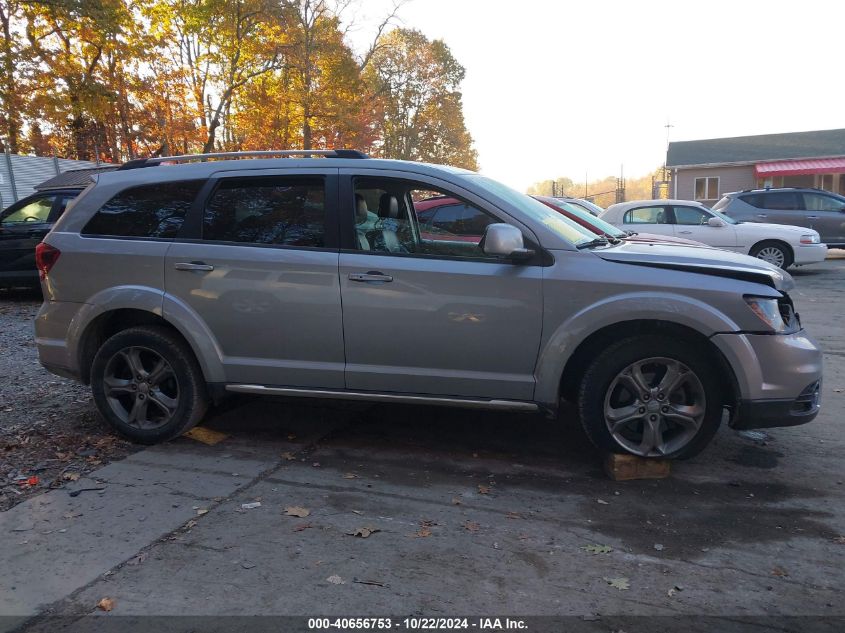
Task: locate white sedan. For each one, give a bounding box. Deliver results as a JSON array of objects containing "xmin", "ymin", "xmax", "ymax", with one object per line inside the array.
[{"xmin": 601, "ymin": 200, "xmax": 827, "ymax": 269}]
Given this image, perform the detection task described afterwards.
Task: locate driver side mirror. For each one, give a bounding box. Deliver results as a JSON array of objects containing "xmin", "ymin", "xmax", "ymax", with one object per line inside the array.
[
  {"xmin": 707, "ymin": 217, "xmax": 725, "ymax": 227},
  {"xmin": 482, "ymin": 223, "xmax": 534, "ymax": 261}
]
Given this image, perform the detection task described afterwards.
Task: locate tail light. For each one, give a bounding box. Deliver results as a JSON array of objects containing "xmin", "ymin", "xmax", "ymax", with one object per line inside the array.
[{"xmin": 35, "ymin": 242, "xmax": 61, "ymax": 279}]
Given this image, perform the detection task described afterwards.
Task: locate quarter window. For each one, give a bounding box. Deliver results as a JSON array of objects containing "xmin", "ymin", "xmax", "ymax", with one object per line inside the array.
[
  {"xmin": 203, "ymin": 177, "xmax": 326, "ymax": 247},
  {"xmin": 83, "ymin": 181, "xmax": 202, "ymax": 238},
  {"xmin": 623, "ymin": 206, "xmax": 668, "ymax": 224},
  {"xmin": 694, "ymin": 177, "xmax": 719, "ymax": 201}
]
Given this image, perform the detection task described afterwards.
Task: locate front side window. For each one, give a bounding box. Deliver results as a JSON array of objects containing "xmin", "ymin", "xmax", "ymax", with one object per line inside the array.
[
  {"xmin": 353, "ymin": 178, "xmax": 503, "ymax": 258},
  {"xmin": 1, "ymin": 196, "xmax": 54, "ymax": 225},
  {"xmin": 83, "ymin": 181, "xmax": 202, "ymax": 238},
  {"xmin": 673, "ymin": 206, "xmax": 710, "ymax": 225},
  {"xmin": 803, "ymin": 193, "xmax": 845, "ymax": 211},
  {"xmin": 623, "ymin": 206, "xmax": 668, "ymax": 224},
  {"xmin": 694, "ymin": 177, "xmax": 719, "ymax": 201},
  {"xmin": 203, "ymin": 176, "xmax": 326, "ymax": 247}
]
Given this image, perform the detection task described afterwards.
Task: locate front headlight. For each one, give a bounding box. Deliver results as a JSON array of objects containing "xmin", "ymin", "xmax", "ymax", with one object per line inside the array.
[
  {"xmin": 800, "ymin": 233, "xmax": 820, "ymax": 244},
  {"xmin": 744, "ymin": 295, "xmax": 798, "ymax": 333}
]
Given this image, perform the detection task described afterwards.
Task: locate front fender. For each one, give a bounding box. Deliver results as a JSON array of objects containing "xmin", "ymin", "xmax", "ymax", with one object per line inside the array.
[{"xmin": 533, "ymin": 291, "xmax": 743, "ymax": 407}]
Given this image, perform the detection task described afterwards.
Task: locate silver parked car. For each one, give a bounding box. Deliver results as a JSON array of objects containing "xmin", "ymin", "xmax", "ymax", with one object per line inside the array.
[
  {"xmin": 714, "ymin": 188, "xmax": 845, "ymax": 248},
  {"xmin": 34, "ymin": 150, "xmax": 822, "ymax": 459}
]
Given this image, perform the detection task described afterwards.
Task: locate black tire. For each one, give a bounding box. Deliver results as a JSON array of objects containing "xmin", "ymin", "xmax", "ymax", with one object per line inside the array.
[
  {"xmin": 577, "ymin": 334, "xmax": 723, "ymax": 460},
  {"xmin": 90, "ymin": 325, "xmax": 208, "ymax": 444},
  {"xmin": 749, "ymin": 240, "xmax": 793, "ymax": 269}
]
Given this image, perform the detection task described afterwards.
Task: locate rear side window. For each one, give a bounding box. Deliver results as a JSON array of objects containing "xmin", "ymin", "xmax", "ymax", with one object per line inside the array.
[
  {"xmin": 623, "ymin": 206, "xmax": 668, "ymax": 224},
  {"xmin": 761, "ymin": 192, "xmax": 800, "ymax": 210},
  {"xmin": 739, "ymin": 194, "xmax": 764, "ymax": 208},
  {"xmin": 83, "ymin": 181, "xmax": 203, "ymax": 238},
  {"xmin": 202, "ymin": 176, "xmax": 326, "ymax": 247}
]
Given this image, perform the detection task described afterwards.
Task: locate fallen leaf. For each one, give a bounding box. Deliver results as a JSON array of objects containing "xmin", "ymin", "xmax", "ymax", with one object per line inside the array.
[
  {"xmin": 505, "ymin": 512, "xmax": 523, "ymax": 520},
  {"xmin": 604, "ymin": 577, "xmax": 630, "ymax": 590},
  {"xmin": 241, "ymin": 561, "xmax": 256, "ymax": 570},
  {"xmin": 833, "ymin": 536, "xmax": 845, "ymax": 545},
  {"xmin": 241, "ymin": 502, "xmax": 262, "ymax": 510},
  {"xmin": 582, "ymin": 544, "xmax": 613, "ymax": 555},
  {"xmin": 127, "ymin": 553, "xmax": 148, "ymax": 566},
  {"xmin": 343, "ymin": 473, "xmax": 359, "ymax": 479},
  {"xmin": 477, "ymin": 485, "xmax": 491, "ymax": 495},
  {"xmin": 668, "ymin": 585, "xmax": 683, "ymax": 597},
  {"xmin": 463, "ymin": 520, "xmax": 480, "ymax": 533},
  {"xmin": 293, "ymin": 523, "xmax": 313, "ymax": 532},
  {"xmin": 196, "ymin": 508, "xmax": 208, "ymax": 516},
  {"xmin": 326, "ymin": 575, "xmax": 345, "ymax": 585},
  {"xmin": 596, "ymin": 499, "xmax": 609, "ymax": 505},
  {"xmin": 351, "ymin": 510, "xmax": 363, "ymax": 515},
  {"xmin": 281, "ymin": 452, "xmax": 297, "ymax": 461},
  {"xmin": 415, "ymin": 527, "xmax": 432, "ymax": 538},
  {"xmin": 97, "ymin": 597, "xmax": 114, "ymax": 612},
  {"xmin": 287, "ymin": 434, "xmax": 297, "ymax": 440},
  {"xmin": 771, "ymin": 566, "xmax": 789, "ymax": 577},
  {"xmin": 184, "ymin": 519, "xmax": 197, "ymax": 529},
  {"xmin": 653, "ymin": 543, "xmax": 665, "ymax": 551},
  {"xmin": 451, "ymin": 497, "xmax": 462, "ymax": 505},
  {"xmin": 62, "ymin": 512, "xmax": 82, "ymax": 519},
  {"xmin": 19, "ymin": 476, "xmax": 39, "ymax": 487},
  {"xmin": 62, "ymin": 472, "xmax": 80, "ymax": 482},
  {"xmin": 183, "ymin": 426, "xmax": 229, "ymax": 445},
  {"xmin": 285, "ymin": 506, "xmax": 310, "ymax": 518},
  {"xmin": 347, "ymin": 526, "xmax": 380, "ymax": 538}
]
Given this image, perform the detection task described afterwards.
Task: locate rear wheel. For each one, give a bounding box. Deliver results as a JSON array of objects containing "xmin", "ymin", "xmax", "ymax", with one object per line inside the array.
[
  {"xmin": 577, "ymin": 335, "xmax": 723, "ymax": 459},
  {"xmin": 750, "ymin": 240, "xmax": 793, "ymax": 269},
  {"xmin": 91, "ymin": 325, "xmax": 208, "ymax": 444}
]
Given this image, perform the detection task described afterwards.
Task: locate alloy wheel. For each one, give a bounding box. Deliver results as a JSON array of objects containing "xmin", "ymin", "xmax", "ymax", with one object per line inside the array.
[
  {"xmin": 755, "ymin": 246, "xmax": 786, "ymax": 268},
  {"xmin": 603, "ymin": 357, "xmax": 706, "ymax": 457},
  {"xmin": 102, "ymin": 346, "xmax": 179, "ymax": 429}
]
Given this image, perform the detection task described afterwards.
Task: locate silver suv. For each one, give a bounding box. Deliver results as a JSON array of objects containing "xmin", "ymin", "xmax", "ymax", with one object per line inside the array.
[
  {"xmin": 715, "ymin": 187, "xmax": 845, "ymax": 247},
  {"xmin": 34, "ymin": 151, "xmax": 823, "ymax": 459}
]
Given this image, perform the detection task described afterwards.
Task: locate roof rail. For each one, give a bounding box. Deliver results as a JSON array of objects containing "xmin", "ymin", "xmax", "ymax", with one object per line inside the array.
[{"xmin": 117, "ymin": 149, "xmax": 369, "ymax": 170}]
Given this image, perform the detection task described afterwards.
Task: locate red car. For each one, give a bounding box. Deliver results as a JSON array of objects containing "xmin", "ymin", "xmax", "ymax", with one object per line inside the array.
[{"xmin": 532, "ymin": 196, "xmax": 703, "ymax": 246}]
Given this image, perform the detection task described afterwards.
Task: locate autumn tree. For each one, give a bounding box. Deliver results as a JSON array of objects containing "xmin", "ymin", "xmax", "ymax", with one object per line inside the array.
[{"xmin": 364, "ymin": 28, "xmax": 478, "ymax": 169}]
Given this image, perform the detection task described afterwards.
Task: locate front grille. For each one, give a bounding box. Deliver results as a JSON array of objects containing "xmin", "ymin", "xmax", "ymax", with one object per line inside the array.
[{"xmin": 791, "ymin": 380, "xmax": 821, "ymax": 415}]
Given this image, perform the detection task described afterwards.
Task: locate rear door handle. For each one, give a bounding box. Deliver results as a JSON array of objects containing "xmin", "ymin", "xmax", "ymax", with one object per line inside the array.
[
  {"xmin": 348, "ymin": 271, "xmax": 393, "ymax": 283},
  {"xmin": 175, "ymin": 261, "xmax": 214, "ymax": 272},
  {"xmin": 756, "ymin": 214, "xmax": 768, "ymax": 218},
  {"xmin": 807, "ymin": 215, "xmax": 819, "ymax": 219},
  {"xmin": 678, "ymin": 230, "xmax": 693, "ymax": 235}
]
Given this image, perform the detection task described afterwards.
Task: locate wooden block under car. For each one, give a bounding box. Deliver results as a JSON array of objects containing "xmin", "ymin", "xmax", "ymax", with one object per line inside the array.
[{"xmin": 604, "ymin": 453, "xmax": 671, "ymax": 481}]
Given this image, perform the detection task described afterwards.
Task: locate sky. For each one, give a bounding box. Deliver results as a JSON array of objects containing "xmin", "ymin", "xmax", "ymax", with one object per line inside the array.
[{"xmin": 347, "ymin": 0, "xmax": 845, "ymax": 191}]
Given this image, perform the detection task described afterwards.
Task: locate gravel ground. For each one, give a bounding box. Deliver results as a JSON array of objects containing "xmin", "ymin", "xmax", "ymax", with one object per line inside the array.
[{"xmin": 0, "ymin": 287, "xmax": 134, "ymax": 511}]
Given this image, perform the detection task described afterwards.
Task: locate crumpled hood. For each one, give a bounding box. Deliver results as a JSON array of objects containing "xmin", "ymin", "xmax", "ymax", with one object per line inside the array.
[{"xmin": 593, "ymin": 241, "xmax": 794, "ymax": 291}]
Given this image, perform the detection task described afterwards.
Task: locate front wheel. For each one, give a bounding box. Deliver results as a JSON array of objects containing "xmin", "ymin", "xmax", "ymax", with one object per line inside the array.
[
  {"xmin": 90, "ymin": 325, "xmax": 208, "ymax": 444},
  {"xmin": 577, "ymin": 335, "xmax": 724, "ymax": 459},
  {"xmin": 750, "ymin": 240, "xmax": 793, "ymax": 269}
]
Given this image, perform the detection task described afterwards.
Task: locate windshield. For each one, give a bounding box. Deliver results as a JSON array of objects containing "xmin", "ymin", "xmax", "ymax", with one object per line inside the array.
[
  {"xmin": 544, "ymin": 199, "xmax": 626, "ymax": 238},
  {"xmin": 710, "ymin": 208, "xmax": 738, "ymax": 225},
  {"xmin": 467, "ymin": 176, "xmax": 595, "ymax": 246}
]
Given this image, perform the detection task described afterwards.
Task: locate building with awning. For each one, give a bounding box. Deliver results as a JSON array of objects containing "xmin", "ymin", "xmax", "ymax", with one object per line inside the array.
[{"xmin": 666, "ymin": 128, "xmax": 845, "ymax": 206}]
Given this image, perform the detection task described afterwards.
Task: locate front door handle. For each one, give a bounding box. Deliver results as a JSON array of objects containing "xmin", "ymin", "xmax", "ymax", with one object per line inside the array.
[
  {"xmin": 756, "ymin": 214, "xmax": 768, "ymax": 218},
  {"xmin": 348, "ymin": 271, "xmax": 393, "ymax": 283},
  {"xmin": 175, "ymin": 261, "xmax": 214, "ymax": 272},
  {"xmin": 807, "ymin": 215, "xmax": 819, "ymax": 220},
  {"xmin": 678, "ymin": 230, "xmax": 693, "ymax": 235}
]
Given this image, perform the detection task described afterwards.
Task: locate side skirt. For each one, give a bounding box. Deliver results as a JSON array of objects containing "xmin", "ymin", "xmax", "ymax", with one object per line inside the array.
[{"xmin": 225, "ymin": 384, "xmax": 539, "ymax": 412}]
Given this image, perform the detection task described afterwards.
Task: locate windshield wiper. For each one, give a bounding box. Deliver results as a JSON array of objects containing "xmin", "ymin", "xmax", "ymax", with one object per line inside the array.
[{"xmin": 576, "ymin": 237, "xmax": 610, "ymax": 249}]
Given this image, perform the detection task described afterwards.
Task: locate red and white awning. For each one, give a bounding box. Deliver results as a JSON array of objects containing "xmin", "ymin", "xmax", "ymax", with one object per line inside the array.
[{"xmin": 755, "ymin": 157, "xmax": 845, "ymax": 177}]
